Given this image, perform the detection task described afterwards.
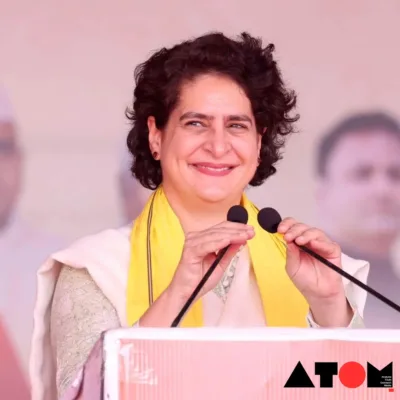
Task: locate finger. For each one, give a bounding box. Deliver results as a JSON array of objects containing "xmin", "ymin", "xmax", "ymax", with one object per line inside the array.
[
  {"xmin": 277, "ymin": 217, "xmax": 297, "ymax": 234},
  {"xmin": 293, "ymin": 228, "xmax": 328, "ymax": 246},
  {"xmin": 283, "ymin": 223, "xmax": 310, "ymax": 243},
  {"xmin": 215, "ymin": 221, "xmax": 254, "ymax": 230},
  {"xmin": 307, "ymin": 239, "xmax": 341, "ymax": 259},
  {"xmin": 191, "ymin": 226, "xmax": 254, "ymax": 241},
  {"xmin": 285, "ymin": 242, "xmax": 301, "ymax": 274},
  {"xmin": 187, "ymin": 229, "xmax": 254, "ymax": 247},
  {"xmin": 186, "ymin": 223, "xmax": 254, "ymax": 241},
  {"xmin": 190, "ymin": 232, "xmax": 254, "ymax": 258}
]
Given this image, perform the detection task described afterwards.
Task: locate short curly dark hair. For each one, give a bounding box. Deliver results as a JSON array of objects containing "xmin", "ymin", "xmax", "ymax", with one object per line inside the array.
[{"xmin": 126, "ymin": 32, "xmax": 299, "ymax": 190}]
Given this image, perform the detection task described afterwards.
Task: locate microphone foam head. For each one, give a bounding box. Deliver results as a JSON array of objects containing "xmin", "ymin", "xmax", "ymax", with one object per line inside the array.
[
  {"xmin": 227, "ymin": 205, "xmax": 248, "ymax": 224},
  {"xmin": 257, "ymin": 207, "xmax": 282, "ymax": 233}
]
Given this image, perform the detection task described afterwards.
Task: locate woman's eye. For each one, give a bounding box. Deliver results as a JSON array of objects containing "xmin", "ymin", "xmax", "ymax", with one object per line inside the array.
[
  {"xmin": 229, "ymin": 123, "xmax": 247, "ymax": 129},
  {"xmin": 186, "ymin": 120, "xmax": 203, "ymax": 127}
]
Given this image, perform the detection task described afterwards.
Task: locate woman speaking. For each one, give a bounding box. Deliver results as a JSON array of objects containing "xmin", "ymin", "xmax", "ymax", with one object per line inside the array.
[{"xmin": 30, "ymin": 32, "xmax": 368, "ymax": 399}]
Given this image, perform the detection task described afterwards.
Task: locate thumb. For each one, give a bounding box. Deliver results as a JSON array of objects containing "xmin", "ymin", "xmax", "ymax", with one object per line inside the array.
[
  {"xmin": 285, "ymin": 242, "xmax": 301, "ymax": 269},
  {"xmin": 218, "ymin": 244, "xmax": 242, "ymax": 272}
]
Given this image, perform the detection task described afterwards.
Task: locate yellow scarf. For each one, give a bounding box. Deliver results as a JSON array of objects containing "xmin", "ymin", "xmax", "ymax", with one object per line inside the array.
[{"xmin": 127, "ymin": 186, "xmax": 308, "ymax": 327}]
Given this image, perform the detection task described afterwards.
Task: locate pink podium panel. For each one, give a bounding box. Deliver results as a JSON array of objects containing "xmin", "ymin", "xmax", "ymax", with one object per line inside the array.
[{"xmin": 103, "ymin": 328, "xmax": 399, "ymax": 400}]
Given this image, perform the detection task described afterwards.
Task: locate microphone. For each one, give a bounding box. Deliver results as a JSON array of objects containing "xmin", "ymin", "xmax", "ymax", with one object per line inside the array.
[
  {"xmin": 171, "ymin": 205, "xmax": 248, "ymax": 327},
  {"xmin": 257, "ymin": 207, "xmax": 400, "ymax": 315}
]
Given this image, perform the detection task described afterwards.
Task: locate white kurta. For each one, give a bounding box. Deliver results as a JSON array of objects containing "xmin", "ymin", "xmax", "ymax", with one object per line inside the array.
[{"xmin": 30, "ymin": 224, "xmax": 369, "ymax": 400}]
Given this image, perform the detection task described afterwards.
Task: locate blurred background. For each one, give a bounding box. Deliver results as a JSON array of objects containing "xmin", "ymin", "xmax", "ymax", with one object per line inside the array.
[{"xmin": 1, "ymin": 0, "xmax": 400, "ymax": 394}]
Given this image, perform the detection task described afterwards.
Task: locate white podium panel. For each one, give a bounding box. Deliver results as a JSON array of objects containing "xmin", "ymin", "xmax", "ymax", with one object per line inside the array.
[{"xmin": 103, "ymin": 328, "xmax": 399, "ymax": 400}]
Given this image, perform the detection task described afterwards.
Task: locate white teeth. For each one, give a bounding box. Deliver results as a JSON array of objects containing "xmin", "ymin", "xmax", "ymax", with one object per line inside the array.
[{"xmin": 201, "ymin": 166, "xmax": 230, "ymax": 171}]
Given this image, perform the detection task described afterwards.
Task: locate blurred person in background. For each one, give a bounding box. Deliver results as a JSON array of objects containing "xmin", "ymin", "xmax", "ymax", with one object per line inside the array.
[
  {"xmin": 316, "ymin": 111, "xmax": 400, "ymax": 328},
  {"xmin": 0, "ymin": 85, "xmax": 63, "ymax": 377},
  {"xmin": 117, "ymin": 147, "xmax": 151, "ymax": 222}
]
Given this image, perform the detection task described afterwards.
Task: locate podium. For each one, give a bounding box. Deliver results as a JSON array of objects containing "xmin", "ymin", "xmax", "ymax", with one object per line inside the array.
[{"xmin": 100, "ymin": 328, "xmax": 398, "ymax": 400}]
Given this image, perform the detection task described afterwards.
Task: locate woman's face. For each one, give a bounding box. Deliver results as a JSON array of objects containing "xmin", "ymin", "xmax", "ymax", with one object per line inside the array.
[{"xmin": 148, "ymin": 74, "xmax": 261, "ymax": 205}]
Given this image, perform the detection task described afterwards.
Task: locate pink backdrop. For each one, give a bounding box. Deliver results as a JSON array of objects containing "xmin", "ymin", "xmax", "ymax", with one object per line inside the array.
[{"xmin": 1, "ymin": 0, "xmax": 400, "ymax": 388}]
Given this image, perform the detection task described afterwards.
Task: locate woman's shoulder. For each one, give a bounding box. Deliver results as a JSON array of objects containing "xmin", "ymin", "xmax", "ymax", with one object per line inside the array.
[
  {"xmin": 53, "ymin": 265, "xmax": 119, "ymax": 321},
  {"xmin": 47, "ymin": 224, "xmax": 135, "ymax": 326},
  {"xmin": 51, "ymin": 265, "xmax": 120, "ymax": 397},
  {"xmin": 56, "ymin": 265, "xmax": 99, "ymax": 291},
  {"xmin": 50, "ymin": 223, "xmax": 134, "ymax": 272}
]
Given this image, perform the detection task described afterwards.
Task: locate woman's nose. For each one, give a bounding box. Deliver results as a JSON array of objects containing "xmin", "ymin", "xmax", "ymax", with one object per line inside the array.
[{"xmin": 203, "ymin": 126, "xmax": 231, "ymax": 157}]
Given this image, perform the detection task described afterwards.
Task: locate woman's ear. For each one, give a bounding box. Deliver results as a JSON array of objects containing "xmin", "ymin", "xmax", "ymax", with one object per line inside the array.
[
  {"xmin": 258, "ymin": 128, "xmax": 266, "ymax": 149},
  {"xmin": 148, "ymin": 116, "xmax": 161, "ymax": 159},
  {"xmin": 257, "ymin": 129, "xmax": 264, "ymax": 155}
]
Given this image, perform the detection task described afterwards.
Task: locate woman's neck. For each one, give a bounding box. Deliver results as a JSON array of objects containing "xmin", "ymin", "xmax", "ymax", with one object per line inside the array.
[{"xmin": 162, "ymin": 186, "xmax": 242, "ymax": 233}]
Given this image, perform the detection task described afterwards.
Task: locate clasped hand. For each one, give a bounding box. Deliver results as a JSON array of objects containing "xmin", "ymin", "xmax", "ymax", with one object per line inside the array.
[{"xmin": 169, "ymin": 221, "xmax": 255, "ymax": 301}]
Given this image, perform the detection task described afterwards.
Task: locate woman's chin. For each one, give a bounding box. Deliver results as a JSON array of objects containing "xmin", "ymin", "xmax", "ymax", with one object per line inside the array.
[{"xmin": 194, "ymin": 187, "xmax": 236, "ymax": 204}]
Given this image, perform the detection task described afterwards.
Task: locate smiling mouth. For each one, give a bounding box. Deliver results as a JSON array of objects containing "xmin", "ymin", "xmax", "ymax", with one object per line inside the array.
[{"xmin": 191, "ymin": 163, "xmax": 237, "ymax": 176}]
